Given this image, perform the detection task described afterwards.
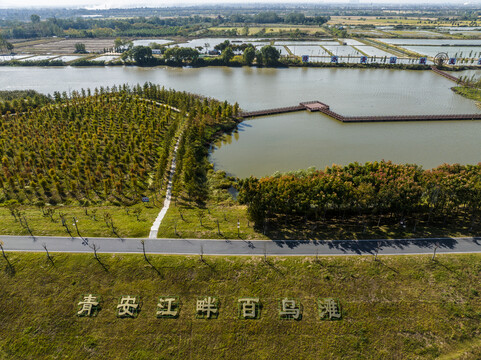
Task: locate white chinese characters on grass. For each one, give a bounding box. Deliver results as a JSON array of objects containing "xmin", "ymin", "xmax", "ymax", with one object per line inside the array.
[
  {"xmin": 196, "ymin": 297, "xmax": 219, "ymax": 319},
  {"xmin": 77, "ymin": 294, "xmax": 100, "ymax": 317},
  {"xmin": 318, "ymin": 298, "xmax": 342, "ymax": 320},
  {"xmin": 157, "ymin": 297, "xmax": 179, "ymax": 318},
  {"xmin": 279, "ymin": 298, "xmax": 302, "ymax": 320},
  {"xmin": 238, "ymin": 298, "xmax": 260, "ymax": 319},
  {"xmin": 117, "ymin": 295, "xmax": 140, "ymax": 318}
]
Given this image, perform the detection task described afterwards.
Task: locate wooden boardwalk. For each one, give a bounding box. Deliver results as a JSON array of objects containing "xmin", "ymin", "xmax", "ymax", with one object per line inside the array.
[
  {"xmin": 240, "ymin": 105, "xmax": 305, "ymax": 118},
  {"xmin": 239, "ymin": 68, "xmax": 479, "ymax": 123},
  {"xmin": 431, "ymin": 66, "xmax": 462, "ymax": 83},
  {"xmin": 240, "ymin": 100, "xmax": 481, "ymax": 123}
]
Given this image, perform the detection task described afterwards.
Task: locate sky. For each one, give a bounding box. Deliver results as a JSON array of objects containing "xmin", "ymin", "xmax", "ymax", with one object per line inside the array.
[{"xmin": 0, "ymin": 0, "xmax": 474, "ymax": 8}]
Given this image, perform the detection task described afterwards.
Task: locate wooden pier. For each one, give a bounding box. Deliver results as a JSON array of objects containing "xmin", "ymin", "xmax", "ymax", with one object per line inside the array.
[
  {"xmin": 431, "ymin": 66, "xmax": 462, "ymax": 83},
  {"xmin": 240, "ymin": 105, "xmax": 305, "ymax": 118},
  {"xmin": 240, "ymin": 100, "xmax": 481, "ymax": 123},
  {"xmin": 239, "ymin": 67, "xmax": 478, "ymax": 122}
]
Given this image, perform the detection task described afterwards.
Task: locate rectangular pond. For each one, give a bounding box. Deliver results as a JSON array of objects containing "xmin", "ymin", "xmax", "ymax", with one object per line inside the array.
[
  {"xmin": 287, "ymin": 45, "xmax": 329, "ymax": 56},
  {"xmin": 377, "ymin": 38, "xmax": 481, "ymax": 46},
  {"xmin": 400, "ymin": 45, "xmax": 481, "ymax": 58},
  {"xmin": 323, "ymin": 45, "xmax": 362, "ymax": 57},
  {"xmin": 92, "ymin": 55, "xmax": 120, "ymax": 62},
  {"xmin": 132, "ymin": 39, "xmax": 173, "ymax": 46}
]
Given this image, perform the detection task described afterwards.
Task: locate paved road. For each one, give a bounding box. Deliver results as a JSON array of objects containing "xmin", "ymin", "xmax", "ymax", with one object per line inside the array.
[{"xmin": 1, "ymin": 235, "xmax": 481, "ymax": 256}]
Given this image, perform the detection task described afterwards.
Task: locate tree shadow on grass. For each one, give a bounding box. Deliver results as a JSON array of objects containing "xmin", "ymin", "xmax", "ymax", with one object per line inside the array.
[
  {"xmin": 199, "ymin": 257, "xmax": 217, "ymax": 273},
  {"xmin": 374, "ymin": 258, "xmax": 399, "ymax": 274},
  {"xmin": 431, "ymin": 258, "xmax": 463, "ymax": 279},
  {"xmin": 4, "ymin": 263, "xmax": 15, "ymax": 276},
  {"xmin": 262, "ymin": 258, "xmax": 284, "ymax": 276},
  {"xmin": 94, "ymin": 257, "xmax": 109, "ymax": 272}
]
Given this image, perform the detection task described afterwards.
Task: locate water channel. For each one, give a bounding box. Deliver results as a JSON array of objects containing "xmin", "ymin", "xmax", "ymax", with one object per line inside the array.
[{"xmin": 1, "ymin": 66, "xmax": 481, "ymax": 178}]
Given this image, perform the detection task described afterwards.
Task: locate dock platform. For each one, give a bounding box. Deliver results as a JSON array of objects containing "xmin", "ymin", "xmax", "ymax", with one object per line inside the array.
[{"xmin": 240, "ymin": 100, "xmax": 481, "ymax": 123}]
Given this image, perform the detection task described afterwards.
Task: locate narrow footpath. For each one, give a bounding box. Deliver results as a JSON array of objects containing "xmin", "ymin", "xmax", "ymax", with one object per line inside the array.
[
  {"xmin": 149, "ymin": 136, "xmax": 180, "ymax": 238},
  {"xmin": 148, "ymin": 101, "xmax": 183, "ymax": 238}
]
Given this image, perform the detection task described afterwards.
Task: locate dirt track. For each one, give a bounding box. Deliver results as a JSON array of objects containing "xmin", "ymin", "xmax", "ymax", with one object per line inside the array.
[{"xmin": 12, "ymin": 38, "xmax": 117, "ymax": 54}]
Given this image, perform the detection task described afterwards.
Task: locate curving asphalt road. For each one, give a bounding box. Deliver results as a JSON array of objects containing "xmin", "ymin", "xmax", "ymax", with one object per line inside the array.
[{"xmin": 1, "ymin": 235, "xmax": 481, "ymax": 257}]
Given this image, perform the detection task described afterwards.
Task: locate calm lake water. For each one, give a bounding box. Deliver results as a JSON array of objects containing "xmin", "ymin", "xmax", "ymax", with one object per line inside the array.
[{"xmin": 1, "ymin": 66, "xmax": 480, "ymax": 178}]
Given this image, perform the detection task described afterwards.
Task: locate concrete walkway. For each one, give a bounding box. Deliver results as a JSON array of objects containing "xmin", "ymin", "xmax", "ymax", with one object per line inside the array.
[{"xmin": 149, "ymin": 137, "xmax": 180, "ymax": 238}]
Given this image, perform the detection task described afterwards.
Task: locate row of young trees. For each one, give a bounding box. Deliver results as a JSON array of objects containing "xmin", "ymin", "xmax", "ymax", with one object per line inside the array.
[
  {"xmin": 0, "ymin": 12, "xmax": 330, "ymax": 40},
  {"xmin": 0, "ymin": 83, "xmax": 240, "ymax": 206},
  {"xmin": 238, "ymin": 161, "xmax": 481, "ymax": 225},
  {"xmin": 137, "ymin": 44, "xmax": 280, "ymax": 67}
]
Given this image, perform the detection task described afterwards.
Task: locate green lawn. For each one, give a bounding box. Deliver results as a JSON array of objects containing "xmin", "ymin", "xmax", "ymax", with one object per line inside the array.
[
  {"xmin": 156, "ymin": 203, "xmax": 266, "ymax": 240},
  {"xmin": 1, "ymin": 253, "xmax": 481, "ymax": 359},
  {"xmin": 0, "ymin": 205, "xmax": 159, "ymax": 238},
  {"xmin": 0, "ymin": 202, "xmax": 480, "ymax": 241}
]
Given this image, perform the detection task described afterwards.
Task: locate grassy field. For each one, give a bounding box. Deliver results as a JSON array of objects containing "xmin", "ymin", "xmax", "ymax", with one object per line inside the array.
[
  {"xmin": 156, "ymin": 203, "xmax": 267, "ymax": 240},
  {"xmin": 0, "ymin": 205, "xmax": 159, "ymax": 238},
  {"xmin": 208, "ymin": 26, "xmax": 328, "ymax": 36},
  {"xmin": 11, "ymin": 38, "xmax": 118, "ymax": 54},
  {"xmin": 1, "ymin": 253, "xmax": 481, "ymax": 359},
  {"xmin": 452, "ymin": 86, "xmax": 481, "ymax": 104},
  {"xmin": 328, "ymin": 16, "xmax": 472, "ymax": 27},
  {"xmin": 1, "ymin": 201, "xmax": 481, "ymax": 241}
]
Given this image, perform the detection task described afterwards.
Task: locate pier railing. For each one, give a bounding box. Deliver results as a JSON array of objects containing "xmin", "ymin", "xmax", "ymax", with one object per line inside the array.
[
  {"xmin": 240, "ymin": 100, "xmax": 481, "ymax": 123},
  {"xmin": 239, "ymin": 69, "xmax": 478, "ymax": 123}
]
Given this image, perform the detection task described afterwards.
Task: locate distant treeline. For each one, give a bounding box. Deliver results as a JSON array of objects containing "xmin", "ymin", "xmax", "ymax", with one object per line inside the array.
[
  {"xmin": 0, "ymin": 12, "xmax": 329, "ymax": 39},
  {"xmin": 0, "ymin": 5, "xmax": 478, "ymax": 22}
]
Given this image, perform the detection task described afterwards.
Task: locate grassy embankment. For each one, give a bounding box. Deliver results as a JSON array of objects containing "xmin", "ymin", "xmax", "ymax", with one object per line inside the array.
[
  {"xmin": 160, "ymin": 200, "xmax": 481, "ymax": 240},
  {"xmin": 452, "ymin": 86, "xmax": 481, "ymax": 105},
  {"xmin": 0, "ymin": 205, "xmax": 159, "ymax": 238},
  {"xmin": 3, "ymin": 184, "xmax": 478, "ymax": 240},
  {"xmin": 1, "ymin": 253, "xmax": 481, "ymax": 359}
]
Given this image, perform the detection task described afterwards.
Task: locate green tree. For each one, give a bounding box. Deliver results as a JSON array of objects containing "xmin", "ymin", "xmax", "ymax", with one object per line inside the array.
[
  {"xmin": 74, "ymin": 43, "xmax": 87, "ymax": 54},
  {"xmin": 30, "ymin": 14, "xmax": 40, "ymax": 23},
  {"xmin": 214, "ymin": 40, "xmax": 231, "ymax": 52},
  {"xmin": 221, "ymin": 46, "xmax": 234, "ymax": 63},
  {"xmin": 163, "ymin": 47, "xmax": 199, "ymax": 64},
  {"xmin": 259, "ymin": 45, "xmax": 281, "ymax": 66},
  {"xmin": 243, "ymin": 46, "xmax": 255, "ymax": 65},
  {"xmin": 0, "ymin": 34, "xmax": 14, "ymax": 53},
  {"xmin": 114, "ymin": 38, "xmax": 124, "ymax": 52},
  {"xmin": 131, "ymin": 46, "xmax": 153, "ymax": 65}
]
